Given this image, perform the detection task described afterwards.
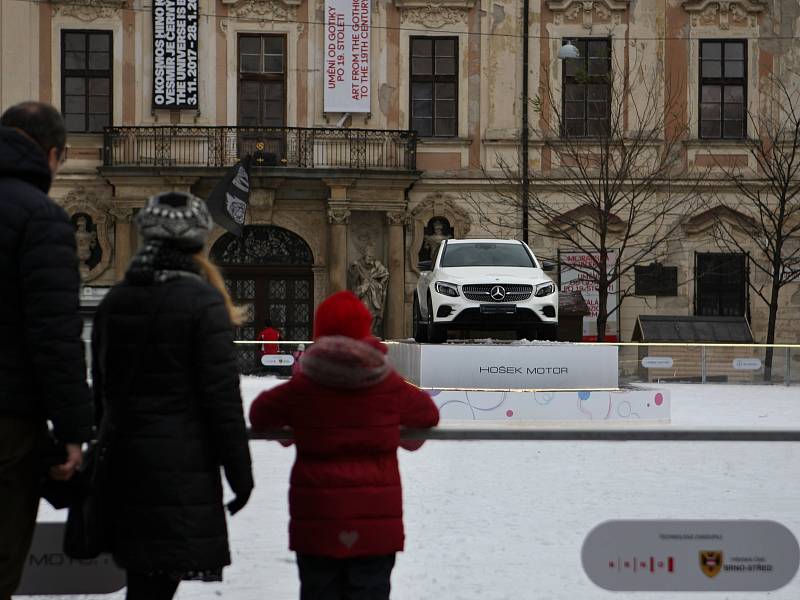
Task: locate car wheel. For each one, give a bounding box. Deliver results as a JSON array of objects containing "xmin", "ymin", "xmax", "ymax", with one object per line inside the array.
[
  {"xmin": 427, "ymin": 297, "xmax": 447, "ymax": 344},
  {"xmin": 413, "ymin": 294, "xmax": 429, "ymax": 343},
  {"xmin": 538, "ymin": 324, "xmax": 559, "ymax": 341}
]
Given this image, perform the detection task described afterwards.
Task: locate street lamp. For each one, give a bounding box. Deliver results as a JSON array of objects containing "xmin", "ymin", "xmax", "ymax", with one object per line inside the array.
[{"xmin": 558, "ymin": 40, "xmax": 580, "ymax": 60}]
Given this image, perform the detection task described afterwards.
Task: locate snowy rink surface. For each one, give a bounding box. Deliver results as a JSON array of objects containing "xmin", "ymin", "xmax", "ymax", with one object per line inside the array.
[{"xmin": 29, "ymin": 381, "xmax": 800, "ymax": 600}]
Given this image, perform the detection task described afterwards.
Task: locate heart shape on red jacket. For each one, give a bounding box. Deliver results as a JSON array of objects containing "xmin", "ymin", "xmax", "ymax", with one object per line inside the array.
[{"xmin": 338, "ymin": 530, "xmax": 359, "ymax": 549}]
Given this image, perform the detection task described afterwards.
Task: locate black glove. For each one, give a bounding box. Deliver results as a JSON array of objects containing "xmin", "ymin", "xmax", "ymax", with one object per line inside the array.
[{"xmin": 227, "ymin": 488, "xmax": 252, "ymax": 515}]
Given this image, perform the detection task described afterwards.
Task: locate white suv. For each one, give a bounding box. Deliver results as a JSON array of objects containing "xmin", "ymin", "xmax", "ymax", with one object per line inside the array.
[{"xmin": 413, "ymin": 239, "xmax": 558, "ymax": 343}]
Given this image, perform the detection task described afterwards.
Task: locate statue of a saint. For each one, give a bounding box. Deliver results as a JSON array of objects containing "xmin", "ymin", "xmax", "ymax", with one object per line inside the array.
[
  {"xmin": 349, "ymin": 242, "xmax": 390, "ymax": 336},
  {"xmin": 422, "ymin": 218, "xmax": 452, "ymax": 262},
  {"xmin": 73, "ymin": 214, "xmax": 98, "ymax": 278}
]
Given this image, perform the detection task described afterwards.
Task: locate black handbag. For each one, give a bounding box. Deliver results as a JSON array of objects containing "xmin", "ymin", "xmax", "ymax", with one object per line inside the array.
[{"xmin": 64, "ymin": 285, "xmax": 169, "ymax": 559}]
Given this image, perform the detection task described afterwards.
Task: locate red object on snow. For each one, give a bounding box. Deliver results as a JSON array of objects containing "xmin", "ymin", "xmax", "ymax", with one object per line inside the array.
[{"xmin": 257, "ymin": 326, "xmax": 281, "ymax": 356}]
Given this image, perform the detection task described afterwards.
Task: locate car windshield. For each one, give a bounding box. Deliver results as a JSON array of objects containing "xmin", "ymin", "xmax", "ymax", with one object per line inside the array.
[{"xmin": 440, "ymin": 243, "xmax": 536, "ymax": 268}]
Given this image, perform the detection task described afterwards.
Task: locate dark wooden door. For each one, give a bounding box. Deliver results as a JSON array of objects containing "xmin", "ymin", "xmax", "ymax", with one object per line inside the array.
[{"xmin": 224, "ymin": 268, "xmax": 313, "ymax": 374}]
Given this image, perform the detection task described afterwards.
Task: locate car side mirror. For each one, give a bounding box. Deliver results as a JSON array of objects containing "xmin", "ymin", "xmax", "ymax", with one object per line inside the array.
[
  {"xmin": 541, "ymin": 260, "xmax": 557, "ymax": 272},
  {"xmin": 418, "ymin": 260, "xmax": 432, "ymax": 272}
]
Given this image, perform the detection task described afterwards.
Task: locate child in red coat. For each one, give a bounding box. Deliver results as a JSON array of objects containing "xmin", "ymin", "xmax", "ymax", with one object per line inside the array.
[{"xmin": 249, "ymin": 291, "xmax": 439, "ymax": 600}]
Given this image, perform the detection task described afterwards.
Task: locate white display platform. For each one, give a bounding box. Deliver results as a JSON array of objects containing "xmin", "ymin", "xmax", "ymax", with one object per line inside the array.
[
  {"xmin": 387, "ymin": 341, "xmax": 670, "ymax": 422},
  {"xmin": 430, "ymin": 388, "xmax": 670, "ymax": 422},
  {"xmin": 387, "ymin": 340, "xmax": 619, "ymax": 389}
]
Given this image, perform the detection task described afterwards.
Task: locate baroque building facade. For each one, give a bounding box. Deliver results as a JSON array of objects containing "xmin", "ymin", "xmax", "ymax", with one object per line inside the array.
[{"xmin": 1, "ymin": 0, "xmax": 799, "ymax": 356}]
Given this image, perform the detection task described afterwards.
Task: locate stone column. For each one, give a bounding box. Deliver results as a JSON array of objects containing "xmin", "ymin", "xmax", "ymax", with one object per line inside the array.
[
  {"xmin": 385, "ymin": 211, "xmax": 406, "ymax": 340},
  {"xmin": 110, "ymin": 207, "xmax": 134, "ymax": 281},
  {"xmin": 327, "ymin": 206, "xmax": 350, "ymax": 293}
]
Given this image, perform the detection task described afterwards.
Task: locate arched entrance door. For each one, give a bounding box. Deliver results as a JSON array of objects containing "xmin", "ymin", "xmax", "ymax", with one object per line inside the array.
[{"xmin": 210, "ymin": 225, "xmax": 314, "ymax": 373}]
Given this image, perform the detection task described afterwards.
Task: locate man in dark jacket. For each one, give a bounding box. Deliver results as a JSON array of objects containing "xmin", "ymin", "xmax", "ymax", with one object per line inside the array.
[{"xmin": 0, "ymin": 102, "xmax": 94, "ymax": 599}]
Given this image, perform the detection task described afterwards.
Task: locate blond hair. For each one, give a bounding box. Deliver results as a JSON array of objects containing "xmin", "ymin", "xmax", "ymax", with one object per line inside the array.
[{"xmin": 193, "ymin": 253, "xmax": 246, "ymax": 326}]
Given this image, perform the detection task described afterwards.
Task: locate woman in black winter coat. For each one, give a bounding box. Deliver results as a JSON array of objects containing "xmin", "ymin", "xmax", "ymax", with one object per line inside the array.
[{"xmin": 91, "ymin": 192, "xmax": 253, "ymax": 600}]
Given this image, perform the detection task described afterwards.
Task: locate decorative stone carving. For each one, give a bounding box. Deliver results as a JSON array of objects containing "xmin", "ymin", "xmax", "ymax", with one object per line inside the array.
[
  {"xmin": 109, "ymin": 207, "xmax": 134, "ymax": 223},
  {"xmin": 386, "ymin": 211, "xmax": 406, "ymax": 226},
  {"xmin": 50, "ymin": 0, "xmax": 125, "ymax": 21},
  {"xmin": 395, "ymin": 0, "xmax": 475, "ymax": 29},
  {"xmin": 59, "ymin": 187, "xmax": 113, "ymax": 282},
  {"xmin": 548, "ymin": 0, "xmax": 629, "ymax": 29},
  {"xmin": 348, "ymin": 238, "xmax": 390, "ymax": 336},
  {"xmin": 248, "ymin": 189, "xmax": 277, "ymax": 224},
  {"xmin": 220, "ymin": 0, "xmax": 300, "ymax": 28},
  {"xmin": 327, "ymin": 207, "xmax": 351, "ymax": 225},
  {"xmin": 403, "ymin": 5, "xmax": 466, "ymax": 28},
  {"xmin": 682, "ymin": 205, "xmax": 756, "ymax": 236},
  {"xmin": 407, "ymin": 192, "xmax": 471, "ymax": 274},
  {"xmin": 682, "ymin": 0, "xmax": 766, "ymax": 29}
]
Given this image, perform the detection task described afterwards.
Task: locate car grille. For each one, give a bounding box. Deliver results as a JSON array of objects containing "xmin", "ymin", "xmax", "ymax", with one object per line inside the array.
[{"xmin": 462, "ymin": 283, "xmax": 534, "ymax": 302}]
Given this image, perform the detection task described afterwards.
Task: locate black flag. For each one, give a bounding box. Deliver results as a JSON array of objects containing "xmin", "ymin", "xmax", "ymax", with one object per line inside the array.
[{"xmin": 207, "ymin": 155, "xmax": 252, "ymax": 237}]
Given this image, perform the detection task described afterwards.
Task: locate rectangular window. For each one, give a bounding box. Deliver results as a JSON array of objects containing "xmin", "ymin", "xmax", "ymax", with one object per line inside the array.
[
  {"xmin": 410, "ymin": 37, "xmax": 457, "ymax": 137},
  {"xmin": 237, "ymin": 34, "xmax": 286, "ymax": 128},
  {"xmin": 61, "ymin": 30, "xmax": 112, "ymax": 133},
  {"xmin": 695, "ymin": 253, "xmax": 747, "ymax": 317},
  {"xmin": 562, "ymin": 39, "xmax": 611, "ymax": 138},
  {"xmin": 635, "ymin": 263, "xmax": 678, "ymax": 296},
  {"xmin": 699, "ymin": 40, "xmax": 746, "ymax": 139}
]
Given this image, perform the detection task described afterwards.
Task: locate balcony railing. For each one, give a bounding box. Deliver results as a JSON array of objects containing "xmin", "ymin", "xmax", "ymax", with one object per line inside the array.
[{"xmin": 103, "ymin": 126, "xmax": 418, "ymax": 170}]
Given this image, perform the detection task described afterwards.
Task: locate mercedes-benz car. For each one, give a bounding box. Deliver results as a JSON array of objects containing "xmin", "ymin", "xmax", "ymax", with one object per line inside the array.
[{"xmin": 413, "ymin": 239, "xmax": 558, "ymax": 343}]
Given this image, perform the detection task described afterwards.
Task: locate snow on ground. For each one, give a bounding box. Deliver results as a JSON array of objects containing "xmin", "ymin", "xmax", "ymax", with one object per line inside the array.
[{"xmin": 30, "ymin": 380, "xmax": 800, "ymax": 600}]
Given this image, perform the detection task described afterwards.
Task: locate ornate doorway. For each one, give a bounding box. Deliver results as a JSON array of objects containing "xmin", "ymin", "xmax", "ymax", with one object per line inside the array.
[{"xmin": 210, "ymin": 225, "xmax": 314, "ymax": 373}]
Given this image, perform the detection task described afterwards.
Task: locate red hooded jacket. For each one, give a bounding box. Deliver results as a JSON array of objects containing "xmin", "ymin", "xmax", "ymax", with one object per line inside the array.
[{"xmin": 249, "ymin": 335, "xmax": 439, "ymax": 558}]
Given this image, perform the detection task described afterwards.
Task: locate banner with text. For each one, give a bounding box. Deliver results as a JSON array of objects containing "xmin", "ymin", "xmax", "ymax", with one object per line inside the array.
[
  {"xmin": 560, "ymin": 249, "xmax": 619, "ymax": 341},
  {"xmin": 324, "ymin": 0, "xmax": 370, "ymax": 112},
  {"xmin": 153, "ymin": 0, "xmax": 199, "ymax": 109}
]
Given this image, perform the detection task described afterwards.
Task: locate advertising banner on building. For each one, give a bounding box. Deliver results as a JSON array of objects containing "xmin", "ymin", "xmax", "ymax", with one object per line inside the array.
[
  {"xmin": 559, "ymin": 249, "xmax": 620, "ymax": 341},
  {"xmin": 324, "ymin": 0, "xmax": 370, "ymax": 112},
  {"xmin": 153, "ymin": 0, "xmax": 199, "ymax": 109}
]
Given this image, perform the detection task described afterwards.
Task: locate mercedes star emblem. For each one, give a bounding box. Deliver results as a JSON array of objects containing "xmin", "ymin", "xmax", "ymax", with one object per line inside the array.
[{"xmin": 490, "ymin": 285, "xmax": 506, "ymax": 301}]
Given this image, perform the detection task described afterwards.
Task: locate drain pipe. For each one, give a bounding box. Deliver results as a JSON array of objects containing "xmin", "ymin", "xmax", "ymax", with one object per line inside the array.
[{"xmin": 521, "ymin": 0, "xmax": 530, "ymax": 245}]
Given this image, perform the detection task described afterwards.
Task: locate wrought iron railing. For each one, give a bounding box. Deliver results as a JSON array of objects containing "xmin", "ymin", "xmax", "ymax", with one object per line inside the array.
[{"xmin": 103, "ymin": 126, "xmax": 417, "ymax": 170}]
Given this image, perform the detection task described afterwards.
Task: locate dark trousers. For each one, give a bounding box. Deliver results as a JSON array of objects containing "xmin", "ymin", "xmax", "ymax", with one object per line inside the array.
[
  {"xmin": 126, "ymin": 572, "xmax": 180, "ymax": 600},
  {"xmin": 297, "ymin": 553, "xmax": 396, "ymax": 600},
  {"xmin": 0, "ymin": 418, "xmax": 42, "ymax": 600}
]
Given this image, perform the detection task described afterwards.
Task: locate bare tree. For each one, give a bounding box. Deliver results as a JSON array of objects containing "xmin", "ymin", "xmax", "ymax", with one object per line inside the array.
[
  {"xmin": 709, "ymin": 77, "xmax": 800, "ymax": 380},
  {"xmin": 469, "ymin": 48, "xmax": 703, "ymax": 341}
]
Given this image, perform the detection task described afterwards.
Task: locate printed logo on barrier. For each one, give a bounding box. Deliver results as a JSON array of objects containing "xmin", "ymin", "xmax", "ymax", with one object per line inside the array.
[
  {"xmin": 700, "ymin": 551, "xmax": 723, "ymax": 578},
  {"xmin": 490, "ymin": 285, "xmax": 506, "ymax": 301}
]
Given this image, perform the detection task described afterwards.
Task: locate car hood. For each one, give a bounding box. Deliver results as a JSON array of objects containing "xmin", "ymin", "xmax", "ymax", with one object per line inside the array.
[{"xmin": 434, "ymin": 267, "xmax": 553, "ymax": 285}]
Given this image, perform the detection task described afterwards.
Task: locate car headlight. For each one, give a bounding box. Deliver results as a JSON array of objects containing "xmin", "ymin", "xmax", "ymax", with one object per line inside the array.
[
  {"xmin": 534, "ymin": 281, "xmax": 556, "ymax": 297},
  {"xmin": 434, "ymin": 281, "xmax": 459, "ymax": 297}
]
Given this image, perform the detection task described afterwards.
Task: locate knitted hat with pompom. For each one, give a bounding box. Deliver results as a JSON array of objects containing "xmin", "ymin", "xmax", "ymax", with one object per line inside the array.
[{"xmin": 313, "ymin": 291, "xmax": 373, "ymax": 340}]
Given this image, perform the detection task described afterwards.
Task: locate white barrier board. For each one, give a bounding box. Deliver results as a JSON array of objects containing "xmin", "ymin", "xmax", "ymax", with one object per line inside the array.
[
  {"xmin": 388, "ymin": 341, "xmax": 619, "ymax": 390},
  {"xmin": 430, "ymin": 388, "xmax": 669, "ymax": 422}
]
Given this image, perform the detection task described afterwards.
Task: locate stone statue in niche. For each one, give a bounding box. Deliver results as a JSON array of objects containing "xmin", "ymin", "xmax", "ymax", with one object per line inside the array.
[
  {"xmin": 71, "ymin": 212, "xmax": 101, "ymax": 278},
  {"xmin": 349, "ymin": 239, "xmax": 390, "ymax": 336},
  {"xmin": 419, "ymin": 217, "xmax": 453, "ymax": 263}
]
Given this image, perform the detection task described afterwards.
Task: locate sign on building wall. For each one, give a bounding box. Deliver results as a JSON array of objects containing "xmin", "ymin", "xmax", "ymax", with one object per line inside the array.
[
  {"xmin": 559, "ymin": 250, "xmax": 620, "ymax": 342},
  {"xmin": 152, "ymin": 0, "xmax": 199, "ymax": 109},
  {"xmin": 323, "ymin": 0, "xmax": 370, "ymax": 112}
]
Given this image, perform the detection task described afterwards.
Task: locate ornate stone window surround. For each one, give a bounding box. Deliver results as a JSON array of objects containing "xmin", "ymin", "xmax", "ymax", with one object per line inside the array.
[
  {"xmin": 544, "ymin": 1, "xmax": 629, "ymax": 140},
  {"xmin": 220, "ymin": 1, "xmax": 300, "ymax": 127},
  {"xmin": 395, "ymin": 0, "xmax": 473, "ymax": 139},
  {"xmin": 50, "ymin": 17, "xmax": 124, "ymax": 132},
  {"xmin": 683, "ymin": 3, "xmax": 761, "ymax": 142}
]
